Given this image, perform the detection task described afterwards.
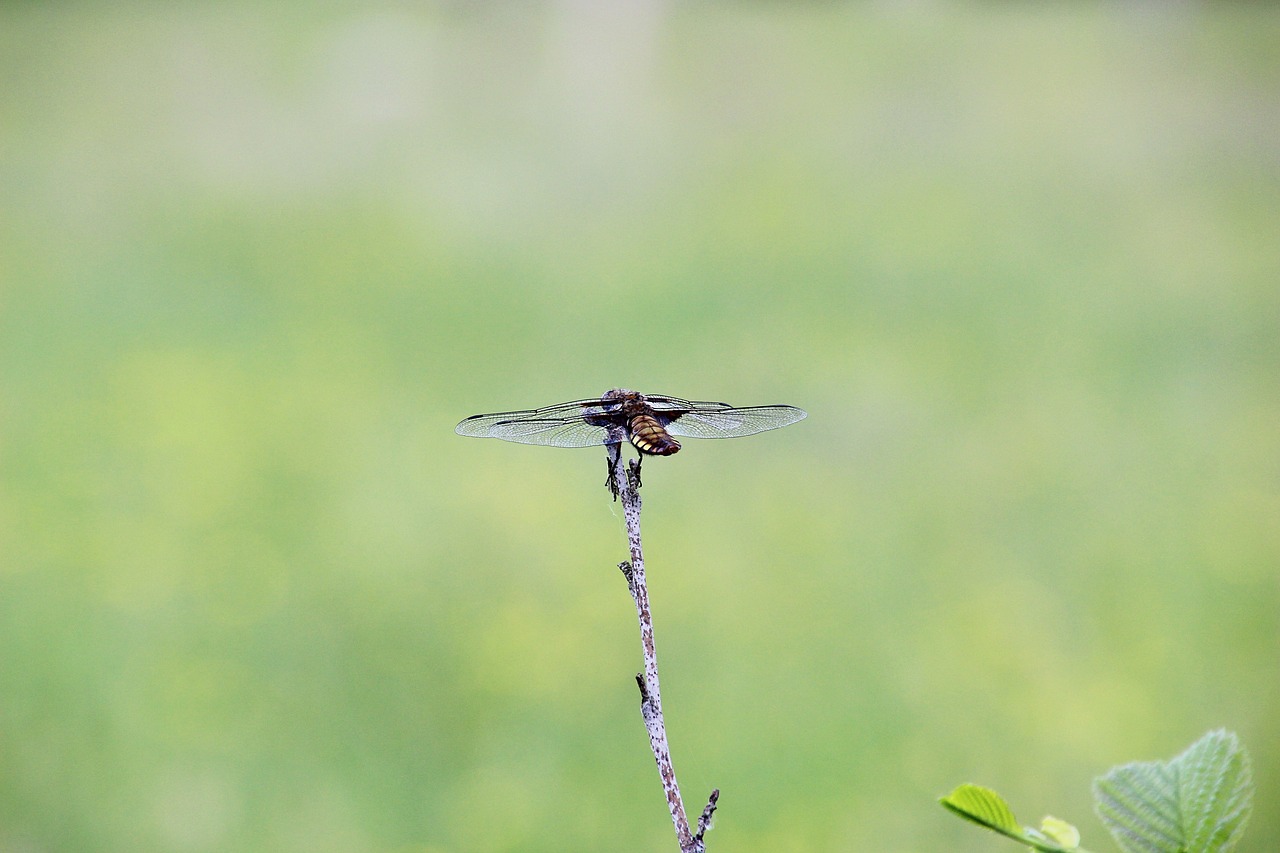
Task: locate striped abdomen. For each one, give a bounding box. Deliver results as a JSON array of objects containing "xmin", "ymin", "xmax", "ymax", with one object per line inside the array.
[{"xmin": 627, "ymin": 415, "xmax": 681, "ymax": 456}]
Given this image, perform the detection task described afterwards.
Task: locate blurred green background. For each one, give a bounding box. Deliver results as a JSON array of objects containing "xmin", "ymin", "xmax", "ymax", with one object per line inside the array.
[{"xmin": 2, "ymin": 3, "xmax": 1277, "ymax": 852}]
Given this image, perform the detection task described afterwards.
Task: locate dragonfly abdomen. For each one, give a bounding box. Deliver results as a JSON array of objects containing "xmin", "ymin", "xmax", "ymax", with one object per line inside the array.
[{"xmin": 628, "ymin": 415, "xmax": 681, "ymax": 456}]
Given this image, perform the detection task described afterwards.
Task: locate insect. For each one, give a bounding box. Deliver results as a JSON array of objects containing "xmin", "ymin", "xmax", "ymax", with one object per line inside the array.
[{"xmin": 456, "ymin": 389, "xmax": 806, "ymax": 492}]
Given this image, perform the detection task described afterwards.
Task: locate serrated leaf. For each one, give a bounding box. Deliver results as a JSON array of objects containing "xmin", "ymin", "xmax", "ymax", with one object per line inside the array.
[
  {"xmin": 1095, "ymin": 758, "xmax": 1181, "ymax": 853},
  {"xmin": 1177, "ymin": 730, "xmax": 1253, "ymax": 852},
  {"xmin": 941, "ymin": 784, "xmax": 1024, "ymax": 838},
  {"xmin": 1094, "ymin": 729, "xmax": 1253, "ymax": 853}
]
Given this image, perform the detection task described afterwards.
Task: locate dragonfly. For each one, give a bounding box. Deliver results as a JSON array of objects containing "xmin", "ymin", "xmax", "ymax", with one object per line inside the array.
[{"xmin": 456, "ymin": 389, "xmax": 806, "ymax": 492}]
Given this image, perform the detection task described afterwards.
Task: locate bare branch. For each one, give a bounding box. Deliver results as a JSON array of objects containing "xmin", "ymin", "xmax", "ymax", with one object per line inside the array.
[{"xmin": 611, "ymin": 447, "xmax": 716, "ymax": 852}]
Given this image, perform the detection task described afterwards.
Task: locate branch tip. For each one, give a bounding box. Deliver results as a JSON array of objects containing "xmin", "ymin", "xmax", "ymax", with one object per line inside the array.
[{"xmin": 694, "ymin": 789, "xmax": 720, "ymax": 843}]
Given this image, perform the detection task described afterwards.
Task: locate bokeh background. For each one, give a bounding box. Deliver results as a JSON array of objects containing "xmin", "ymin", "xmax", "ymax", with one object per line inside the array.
[{"xmin": 2, "ymin": 3, "xmax": 1277, "ymax": 852}]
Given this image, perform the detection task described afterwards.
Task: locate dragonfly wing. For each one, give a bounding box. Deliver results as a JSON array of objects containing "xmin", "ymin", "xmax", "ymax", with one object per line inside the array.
[
  {"xmin": 456, "ymin": 397, "xmax": 618, "ymax": 439},
  {"xmin": 644, "ymin": 395, "xmax": 732, "ymax": 412},
  {"xmin": 662, "ymin": 405, "xmax": 807, "ymax": 439},
  {"xmin": 456, "ymin": 414, "xmax": 617, "ymax": 447}
]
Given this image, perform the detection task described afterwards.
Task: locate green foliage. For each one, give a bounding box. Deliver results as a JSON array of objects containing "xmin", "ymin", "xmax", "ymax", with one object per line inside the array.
[
  {"xmin": 942, "ymin": 731, "xmax": 1253, "ymax": 853},
  {"xmin": 1094, "ymin": 730, "xmax": 1254, "ymax": 853},
  {"xmin": 941, "ymin": 784, "xmax": 1085, "ymax": 853}
]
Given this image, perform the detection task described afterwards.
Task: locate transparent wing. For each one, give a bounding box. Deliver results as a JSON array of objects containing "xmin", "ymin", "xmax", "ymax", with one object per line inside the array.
[
  {"xmin": 456, "ymin": 398, "xmax": 616, "ymax": 426},
  {"xmin": 661, "ymin": 405, "xmax": 807, "ymax": 439},
  {"xmin": 643, "ymin": 395, "xmax": 732, "ymax": 412},
  {"xmin": 459, "ymin": 417, "xmax": 616, "ymax": 448},
  {"xmin": 455, "ymin": 398, "xmax": 622, "ymax": 448}
]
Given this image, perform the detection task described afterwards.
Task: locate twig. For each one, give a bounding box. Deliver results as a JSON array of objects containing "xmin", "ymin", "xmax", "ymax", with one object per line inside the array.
[
  {"xmin": 611, "ymin": 444, "xmax": 718, "ymax": 852},
  {"xmin": 695, "ymin": 789, "xmax": 720, "ymax": 845}
]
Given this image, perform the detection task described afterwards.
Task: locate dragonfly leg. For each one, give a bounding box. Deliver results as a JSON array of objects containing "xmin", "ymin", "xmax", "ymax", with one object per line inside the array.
[{"xmin": 605, "ymin": 443, "xmax": 622, "ymax": 500}]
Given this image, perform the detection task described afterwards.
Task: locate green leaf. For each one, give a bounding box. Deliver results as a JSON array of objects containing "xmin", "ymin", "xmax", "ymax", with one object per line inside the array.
[
  {"xmin": 940, "ymin": 784, "xmax": 1083, "ymax": 853},
  {"xmin": 941, "ymin": 784, "xmax": 1024, "ymax": 839},
  {"xmin": 1093, "ymin": 729, "xmax": 1254, "ymax": 853},
  {"xmin": 1178, "ymin": 730, "xmax": 1254, "ymax": 852},
  {"xmin": 1039, "ymin": 816, "xmax": 1081, "ymax": 849}
]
